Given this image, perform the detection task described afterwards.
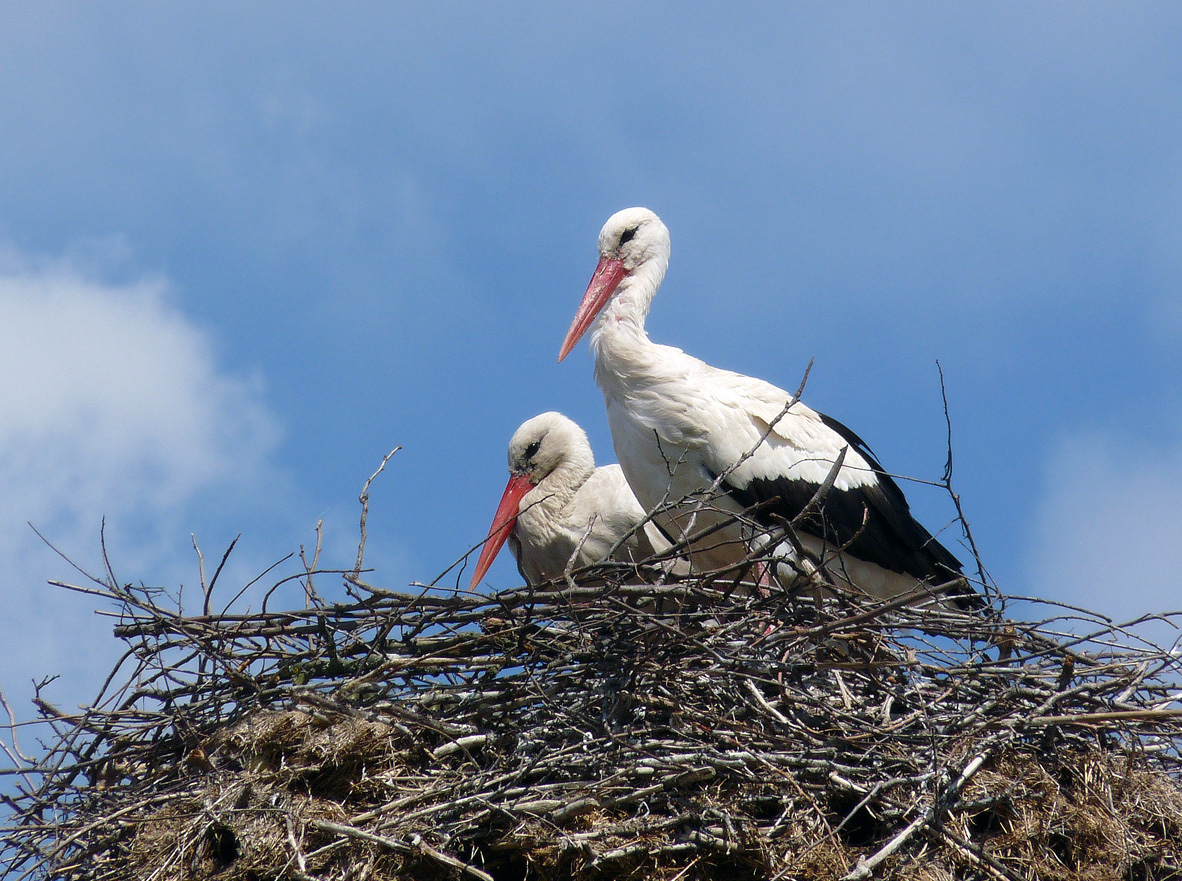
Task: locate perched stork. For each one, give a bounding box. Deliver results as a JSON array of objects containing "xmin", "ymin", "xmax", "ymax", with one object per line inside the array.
[
  {"xmin": 469, "ymin": 411, "xmax": 666, "ymax": 589},
  {"xmin": 558, "ymin": 208, "xmax": 980, "ymax": 609}
]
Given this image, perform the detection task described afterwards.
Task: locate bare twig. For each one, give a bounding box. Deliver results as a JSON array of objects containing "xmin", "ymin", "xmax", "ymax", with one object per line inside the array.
[
  {"xmin": 936, "ymin": 361, "xmax": 991, "ymax": 597},
  {"xmin": 353, "ymin": 447, "xmax": 401, "ymax": 580},
  {"xmin": 301, "ymin": 520, "xmax": 324, "ymax": 607}
]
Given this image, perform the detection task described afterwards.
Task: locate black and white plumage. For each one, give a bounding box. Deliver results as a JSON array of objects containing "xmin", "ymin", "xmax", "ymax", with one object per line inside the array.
[
  {"xmin": 469, "ymin": 412, "xmax": 665, "ymax": 589},
  {"xmin": 558, "ymin": 207, "xmax": 979, "ymax": 608}
]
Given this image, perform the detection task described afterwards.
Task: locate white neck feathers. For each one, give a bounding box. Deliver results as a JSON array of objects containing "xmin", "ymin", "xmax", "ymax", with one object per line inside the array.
[{"xmin": 589, "ymin": 248, "xmax": 668, "ymax": 364}]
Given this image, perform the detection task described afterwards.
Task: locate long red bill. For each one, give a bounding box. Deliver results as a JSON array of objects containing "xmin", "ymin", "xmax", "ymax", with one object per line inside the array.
[
  {"xmin": 469, "ymin": 473, "xmax": 535, "ymax": 590},
  {"xmin": 557, "ymin": 256, "xmax": 627, "ymax": 362}
]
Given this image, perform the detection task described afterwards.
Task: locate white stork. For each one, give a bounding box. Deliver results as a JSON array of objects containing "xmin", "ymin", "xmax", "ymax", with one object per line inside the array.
[
  {"xmin": 469, "ymin": 411, "xmax": 666, "ymax": 589},
  {"xmin": 558, "ymin": 208, "xmax": 980, "ymax": 609}
]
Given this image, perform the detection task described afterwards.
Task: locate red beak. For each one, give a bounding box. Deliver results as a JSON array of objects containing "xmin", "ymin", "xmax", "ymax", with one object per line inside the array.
[
  {"xmin": 469, "ymin": 473, "xmax": 535, "ymax": 590},
  {"xmin": 558, "ymin": 256, "xmax": 627, "ymax": 362}
]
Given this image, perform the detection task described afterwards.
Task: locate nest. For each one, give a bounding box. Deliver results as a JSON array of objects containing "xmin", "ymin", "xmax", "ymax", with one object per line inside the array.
[{"xmin": 3, "ymin": 538, "xmax": 1181, "ymax": 881}]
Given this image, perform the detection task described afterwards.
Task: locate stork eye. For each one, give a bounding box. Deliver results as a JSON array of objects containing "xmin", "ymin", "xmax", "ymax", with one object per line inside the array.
[
  {"xmin": 524, "ymin": 440, "xmax": 541, "ymax": 459},
  {"xmin": 619, "ymin": 227, "xmax": 637, "ymax": 245}
]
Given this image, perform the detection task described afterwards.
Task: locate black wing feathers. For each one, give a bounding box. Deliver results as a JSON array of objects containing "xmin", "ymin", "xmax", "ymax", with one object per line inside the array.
[
  {"xmin": 718, "ymin": 411, "xmax": 965, "ymax": 585},
  {"xmin": 816, "ymin": 412, "xmax": 964, "ymax": 577}
]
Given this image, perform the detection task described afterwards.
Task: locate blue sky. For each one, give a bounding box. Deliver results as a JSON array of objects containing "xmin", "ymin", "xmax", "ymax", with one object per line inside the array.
[{"xmin": 1, "ymin": 4, "xmax": 1181, "ymax": 717}]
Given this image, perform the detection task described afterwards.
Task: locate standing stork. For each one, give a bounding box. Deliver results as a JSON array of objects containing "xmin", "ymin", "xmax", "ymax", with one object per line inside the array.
[
  {"xmin": 558, "ymin": 208, "xmax": 980, "ymax": 609},
  {"xmin": 469, "ymin": 412, "xmax": 666, "ymax": 589}
]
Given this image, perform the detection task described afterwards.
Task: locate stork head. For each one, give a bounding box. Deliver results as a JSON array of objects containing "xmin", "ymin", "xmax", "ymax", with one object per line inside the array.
[
  {"xmin": 469, "ymin": 412, "xmax": 594, "ymax": 589},
  {"xmin": 558, "ymin": 207, "xmax": 669, "ymax": 362},
  {"xmin": 506, "ymin": 412, "xmax": 593, "ymax": 484}
]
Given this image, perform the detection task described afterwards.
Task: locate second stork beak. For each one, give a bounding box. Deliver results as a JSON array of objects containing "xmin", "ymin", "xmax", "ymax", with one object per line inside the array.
[
  {"xmin": 469, "ymin": 473, "xmax": 535, "ymax": 590},
  {"xmin": 558, "ymin": 256, "xmax": 627, "ymax": 362}
]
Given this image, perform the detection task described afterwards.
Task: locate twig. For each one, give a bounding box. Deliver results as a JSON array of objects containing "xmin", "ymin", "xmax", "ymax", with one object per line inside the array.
[
  {"xmin": 301, "ymin": 521, "xmax": 324, "ymax": 607},
  {"xmin": 936, "ymin": 361, "xmax": 990, "ymax": 596},
  {"xmin": 353, "ymin": 448, "xmax": 401, "ymax": 580}
]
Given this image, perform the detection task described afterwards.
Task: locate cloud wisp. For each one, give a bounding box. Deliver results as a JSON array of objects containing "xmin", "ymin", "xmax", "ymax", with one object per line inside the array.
[{"xmin": 0, "ymin": 248, "xmax": 282, "ymax": 713}]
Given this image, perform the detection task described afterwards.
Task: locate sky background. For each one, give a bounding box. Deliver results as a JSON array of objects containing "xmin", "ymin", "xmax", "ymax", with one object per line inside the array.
[{"xmin": 1, "ymin": 4, "xmax": 1181, "ymax": 727}]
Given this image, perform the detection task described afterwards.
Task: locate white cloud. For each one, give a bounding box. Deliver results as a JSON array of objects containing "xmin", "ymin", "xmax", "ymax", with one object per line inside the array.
[
  {"xmin": 0, "ymin": 248, "xmax": 282, "ymax": 714},
  {"xmin": 1028, "ymin": 431, "xmax": 1182, "ymax": 646}
]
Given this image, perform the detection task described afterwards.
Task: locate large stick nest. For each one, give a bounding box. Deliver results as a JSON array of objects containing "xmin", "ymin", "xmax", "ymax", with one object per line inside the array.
[
  {"xmin": 4, "ymin": 420, "xmax": 1182, "ymax": 881},
  {"xmin": 3, "ymin": 542, "xmax": 1181, "ymax": 881}
]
